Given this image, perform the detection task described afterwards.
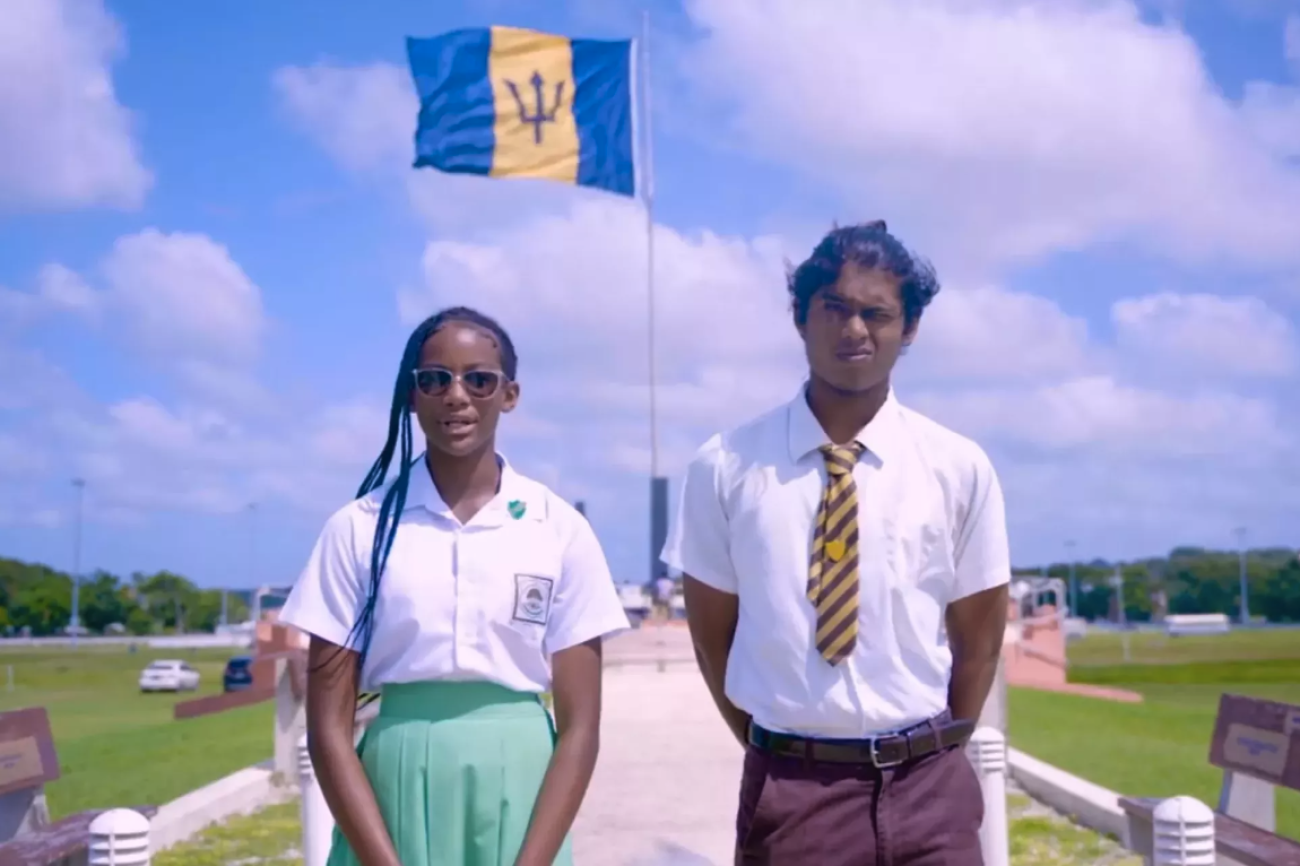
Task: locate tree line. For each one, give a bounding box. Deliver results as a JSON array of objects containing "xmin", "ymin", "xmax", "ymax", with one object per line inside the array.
[
  {"xmin": 1018, "ymin": 546, "xmax": 1300, "ymax": 623},
  {"xmin": 0, "ymin": 556, "xmax": 250, "ymax": 637},
  {"xmin": 4, "ymin": 544, "xmax": 1298, "ymax": 635}
]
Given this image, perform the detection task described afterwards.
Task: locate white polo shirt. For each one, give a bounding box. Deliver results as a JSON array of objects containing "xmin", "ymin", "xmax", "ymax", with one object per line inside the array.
[
  {"xmin": 661, "ymin": 386, "xmax": 1010, "ymax": 739},
  {"xmin": 279, "ymin": 457, "xmax": 631, "ymax": 694}
]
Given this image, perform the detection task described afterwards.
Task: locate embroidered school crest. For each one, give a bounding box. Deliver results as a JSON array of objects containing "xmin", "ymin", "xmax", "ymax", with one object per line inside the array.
[
  {"xmin": 508, "ymin": 499, "xmax": 527, "ymax": 520},
  {"xmin": 513, "ymin": 574, "xmax": 554, "ymax": 625}
]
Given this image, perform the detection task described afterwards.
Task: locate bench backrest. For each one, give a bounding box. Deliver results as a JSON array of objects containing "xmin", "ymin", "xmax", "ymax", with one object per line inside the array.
[
  {"xmin": 0, "ymin": 708, "xmax": 59, "ymax": 801},
  {"xmin": 0, "ymin": 707, "xmax": 60, "ymax": 845},
  {"xmin": 1209, "ymin": 693, "xmax": 1300, "ymax": 794}
]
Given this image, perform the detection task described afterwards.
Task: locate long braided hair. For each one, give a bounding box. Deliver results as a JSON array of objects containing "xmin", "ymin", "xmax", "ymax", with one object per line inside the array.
[{"xmin": 344, "ymin": 306, "xmax": 519, "ymax": 681}]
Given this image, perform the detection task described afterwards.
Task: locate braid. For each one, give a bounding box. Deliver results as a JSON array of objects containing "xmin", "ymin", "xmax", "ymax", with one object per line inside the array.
[{"xmin": 342, "ymin": 305, "xmax": 518, "ymax": 680}]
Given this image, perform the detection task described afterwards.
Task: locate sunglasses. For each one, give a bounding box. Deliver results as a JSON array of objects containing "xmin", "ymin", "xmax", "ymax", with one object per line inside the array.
[{"xmin": 412, "ymin": 367, "xmax": 506, "ymax": 399}]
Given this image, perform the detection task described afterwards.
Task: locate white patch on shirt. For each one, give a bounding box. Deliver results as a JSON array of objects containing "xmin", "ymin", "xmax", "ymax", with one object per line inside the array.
[{"xmin": 512, "ymin": 574, "xmax": 555, "ymax": 626}]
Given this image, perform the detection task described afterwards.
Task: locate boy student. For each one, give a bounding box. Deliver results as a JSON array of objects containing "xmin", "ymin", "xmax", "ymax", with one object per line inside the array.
[
  {"xmin": 663, "ymin": 221, "xmax": 1011, "ymax": 864},
  {"xmin": 280, "ymin": 307, "xmax": 629, "ymax": 866}
]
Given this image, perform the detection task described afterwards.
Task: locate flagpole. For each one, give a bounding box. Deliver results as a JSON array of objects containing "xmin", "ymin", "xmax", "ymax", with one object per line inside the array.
[
  {"xmin": 640, "ymin": 10, "xmax": 667, "ymax": 588},
  {"xmin": 641, "ymin": 9, "xmax": 658, "ymax": 480}
]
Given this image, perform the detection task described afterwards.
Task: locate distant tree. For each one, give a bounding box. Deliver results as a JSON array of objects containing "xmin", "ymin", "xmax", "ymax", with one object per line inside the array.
[
  {"xmin": 78, "ymin": 570, "xmax": 139, "ymax": 633},
  {"xmin": 0, "ymin": 556, "xmax": 258, "ymax": 634},
  {"xmin": 1014, "ymin": 546, "xmax": 1300, "ymax": 623},
  {"xmin": 132, "ymin": 570, "xmax": 202, "ymax": 632},
  {"xmin": 125, "ymin": 606, "xmax": 154, "ymax": 636}
]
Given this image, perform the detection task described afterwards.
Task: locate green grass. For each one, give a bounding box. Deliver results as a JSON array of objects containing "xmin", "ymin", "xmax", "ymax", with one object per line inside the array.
[
  {"xmin": 154, "ymin": 801, "xmax": 302, "ymax": 866},
  {"xmin": 1066, "ymin": 629, "xmax": 1300, "ymax": 667},
  {"xmin": 1008, "ymin": 793, "xmax": 1140, "ymax": 865},
  {"xmin": 1071, "ymin": 658, "xmax": 1300, "ymax": 687},
  {"xmin": 0, "ymin": 645, "xmax": 274, "ymax": 818},
  {"xmin": 1012, "ymin": 628, "xmax": 1300, "ymax": 841}
]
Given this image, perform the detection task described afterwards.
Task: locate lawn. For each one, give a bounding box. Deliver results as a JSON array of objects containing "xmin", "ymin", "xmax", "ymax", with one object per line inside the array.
[
  {"xmin": 1009, "ymin": 627, "xmax": 1300, "ymax": 841},
  {"xmin": 1065, "ymin": 628, "xmax": 1300, "ymax": 667},
  {"xmin": 155, "ymin": 801, "xmax": 302, "ymax": 866},
  {"xmin": 0, "ymin": 644, "xmax": 274, "ymax": 818}
]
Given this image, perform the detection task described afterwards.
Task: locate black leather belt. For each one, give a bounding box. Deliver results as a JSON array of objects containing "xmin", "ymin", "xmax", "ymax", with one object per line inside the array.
[{"xmin": 747, "ymin": 713, "xmax": 974, "ymax": 768}]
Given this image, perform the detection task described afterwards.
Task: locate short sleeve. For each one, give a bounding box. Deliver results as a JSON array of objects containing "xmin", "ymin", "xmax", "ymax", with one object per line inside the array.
[
  {"xmin": 951, "ymin": 447, "xmax": 1011, "ymax": 602},
  {"xmin": 545, "ymin": 511, "xmax": 631, "ymax": 655},
  {"xmin": 659, "ymin": 436, "xmax": 738, "ymax": 594},
  {"xmin": 277, "ymin": 506, "xmax": 367, "ymax": 648}
]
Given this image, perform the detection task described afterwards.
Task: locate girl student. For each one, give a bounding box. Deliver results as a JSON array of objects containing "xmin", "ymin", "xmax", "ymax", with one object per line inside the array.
[{"xmin": 277, "ymin": 306, "xmax": 630, "ymax": 866}]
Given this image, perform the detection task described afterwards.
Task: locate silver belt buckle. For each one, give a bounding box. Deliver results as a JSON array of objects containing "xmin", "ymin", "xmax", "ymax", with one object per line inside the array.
[{"xmin": 869, "ymin": 737, "xmax": 906, "ymax": 768}]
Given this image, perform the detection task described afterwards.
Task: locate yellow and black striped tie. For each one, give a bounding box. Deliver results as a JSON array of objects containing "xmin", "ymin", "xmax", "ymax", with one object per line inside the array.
[{"xmin": 808, "ymin": 443, "xmax": 863, "ymax": 665}]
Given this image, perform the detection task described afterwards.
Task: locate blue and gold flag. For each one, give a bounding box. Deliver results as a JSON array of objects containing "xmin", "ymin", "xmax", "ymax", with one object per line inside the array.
[{"xmin": 406, "ymin": 26, "xmax": 637, "ymax": 197}]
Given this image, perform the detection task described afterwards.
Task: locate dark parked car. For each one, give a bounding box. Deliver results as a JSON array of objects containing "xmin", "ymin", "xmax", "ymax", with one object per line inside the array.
[{"xmin": 222, "ymin": 655, "xmax": 254, "ymax": 692}]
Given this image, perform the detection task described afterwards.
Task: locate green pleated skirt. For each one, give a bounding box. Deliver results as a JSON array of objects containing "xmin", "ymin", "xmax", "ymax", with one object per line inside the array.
[{"xmin": 326, "ymin": 680, "xmax": 573, "ymax": 866}]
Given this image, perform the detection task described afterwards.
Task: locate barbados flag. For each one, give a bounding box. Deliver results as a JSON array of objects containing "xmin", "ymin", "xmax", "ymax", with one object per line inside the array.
[{"xmin": 406, "ymin": 26, "xmax": 637, "ymax": 197}]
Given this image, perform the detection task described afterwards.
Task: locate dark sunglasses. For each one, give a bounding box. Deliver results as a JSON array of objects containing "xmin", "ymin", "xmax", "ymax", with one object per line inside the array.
[{"xmin": 411, "ymin": 367, "xmax": 506, "ymax": 399}]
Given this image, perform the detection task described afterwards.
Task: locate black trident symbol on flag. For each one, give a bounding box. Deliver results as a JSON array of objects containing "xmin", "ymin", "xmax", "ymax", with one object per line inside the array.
[{"xmin": 506, "ymin": 71, "xmax": 566, "ymax": 145}]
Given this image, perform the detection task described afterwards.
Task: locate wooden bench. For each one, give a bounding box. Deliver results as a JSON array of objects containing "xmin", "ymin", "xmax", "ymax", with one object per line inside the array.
[
  {"xmin": 1120, "ymin": 693, "xmax": 1300, "ymax": 866},
  {"xmin": 0, "ymin": 707, "xmax": 157, "ymax": 866}
]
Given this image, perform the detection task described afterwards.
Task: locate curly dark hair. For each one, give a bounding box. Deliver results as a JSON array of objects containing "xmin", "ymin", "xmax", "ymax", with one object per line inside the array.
[{"xmin": 787, "ymin": 220, "xmax": 941, "ymax": 328}]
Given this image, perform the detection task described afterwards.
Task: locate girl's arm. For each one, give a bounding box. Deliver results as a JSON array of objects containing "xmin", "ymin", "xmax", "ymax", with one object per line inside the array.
[
  {"xmin": 306, "ymin": 636, "xmax": 402, "ymax": 866},
  {"xmin": 512, "ymin": 636, "xmax": 603, "ymax": 866}
]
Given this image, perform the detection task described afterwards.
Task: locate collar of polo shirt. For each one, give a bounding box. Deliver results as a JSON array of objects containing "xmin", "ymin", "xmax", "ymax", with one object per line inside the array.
[
  {"xmin": 786, "ymin": 383, "xmax": 903, "ymax": 465},
  {"xmin": 402, "ymin": 454, "xmax": 546, "ymax": 526}
]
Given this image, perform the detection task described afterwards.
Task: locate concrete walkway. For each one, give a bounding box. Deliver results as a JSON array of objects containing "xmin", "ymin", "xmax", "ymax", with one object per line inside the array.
[{"xmin": 572, "ymin": 629, "xmax": 741, "ymax": 865}]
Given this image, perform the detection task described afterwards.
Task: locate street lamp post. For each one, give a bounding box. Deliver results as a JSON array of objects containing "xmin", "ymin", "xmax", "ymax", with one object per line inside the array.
[
  {"xmin": 1110, "ymin": 566, "xmax": 1130, "ymax": 663},
  {"xmin": 247, "ymin": 502, "xmax": 258, "ymax": 625},
  {"xmin": 1065, "ymin": 540, "xmax": 1077, "ymax": 618},
  {"xmin": 1233, "ymin": 527, "xmax": 1249, "ymax": 626},
  {"xmin": 70, "ymin": 479, "xmax": 86, "ymax": 647}
]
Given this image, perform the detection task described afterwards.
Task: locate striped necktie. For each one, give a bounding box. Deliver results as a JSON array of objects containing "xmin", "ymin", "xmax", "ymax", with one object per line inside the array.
[{"xmin": 808, "ymin": 443, "xmax": 863, "ymax": 665}]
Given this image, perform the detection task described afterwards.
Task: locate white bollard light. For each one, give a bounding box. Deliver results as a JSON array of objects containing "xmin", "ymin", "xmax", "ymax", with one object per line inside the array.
[
  {"xmin": 966, "ymin": 726, "xmax": 1010, "ymax": 866},
  {"xmin": 88, "ymin": 808, "xmax": 151, "ymax": 866},
  {"xmin": 299, "ymin": 733, "xmax": 336, "ymax": 866},
  {"xmin": 1153, "ymin": 796, "xmax": 1215, "ymax": 866}
]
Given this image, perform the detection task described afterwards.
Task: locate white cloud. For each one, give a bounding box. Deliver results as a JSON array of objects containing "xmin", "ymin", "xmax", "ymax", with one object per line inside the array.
[
  {"xmin": 1241, "ymin": 81, "xmax": 1300, "ymax": 158},
  {"xmin": 907, "ymin": 286, "xmax": 1092, "ymax": 382},
  {"xmin": 99, "ymin": 229, "xmax": 266, "ymax": 365},
  {"xmin": 35, "ymin": 263, "xmax": 99, "ymax": 315},
  {"xmin": 272, "ymin": 60, "xmax": 595, "ymax": 234},
  {"xmin": 914, "ymin": 375, "xmax": 1289, "ymax": 459},
  {"xmin": 407, "ymin": 198, "xmax": 797, "ymax": 382},
  {"xmin": 0, "ymin": 504, "xmax": 61, "ymax": 529},
  {"xmin": 680, "ymin": 0, "xmax": 1300, "ymax": 272},
  {"xmin": 3, "ymin": 231, "xmax": 272, "ymax": 420},
  {"xmin": 0, "ymin": 0, "xmax": 151, "ymax": 211},
  {"xmin": 0, "ymin": 263, "xmax": 98, "ymax": 327},
  {"xmin": 0, "ymin": 374, "xmax": 386, "ymax": 518},
  {"xmin": 272, "ymin": 62, "xmax": 413, "ymax": 173},
  {"xmin": 1111, "ymin": 292, "xmax": 1298, "ymax": 377},
  {"xmin": 0, "ymin": 234, "xmax": 369, "ymax": 520}
]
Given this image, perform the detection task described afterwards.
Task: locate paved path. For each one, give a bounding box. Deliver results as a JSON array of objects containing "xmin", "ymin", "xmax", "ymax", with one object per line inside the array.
[{"xmin": 572, "ymin": 630, "xmax": 741, "ymax": 865}]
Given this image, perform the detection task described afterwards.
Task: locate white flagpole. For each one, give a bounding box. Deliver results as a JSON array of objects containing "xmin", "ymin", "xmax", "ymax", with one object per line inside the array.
[{"xmin": 640, "ymin": 9, "xmax": 659, "ymax": 481}]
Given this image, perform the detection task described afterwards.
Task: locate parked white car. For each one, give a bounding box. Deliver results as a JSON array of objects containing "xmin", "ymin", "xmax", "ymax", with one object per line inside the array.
[{"xmin": 138, "ymin": 659, "xmax": 201, "ymax": 693}]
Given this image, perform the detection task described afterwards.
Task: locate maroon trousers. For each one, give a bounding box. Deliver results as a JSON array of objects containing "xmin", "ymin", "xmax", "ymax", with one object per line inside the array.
[{"xmin": 735, "ymin": 742, "xmax": 985, "ymax": 865}]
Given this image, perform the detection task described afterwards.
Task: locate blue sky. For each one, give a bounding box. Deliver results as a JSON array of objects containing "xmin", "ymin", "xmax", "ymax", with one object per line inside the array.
[{"xmin": 2, "ymin": 0, "xmax": 1300, "ymax": 593}]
